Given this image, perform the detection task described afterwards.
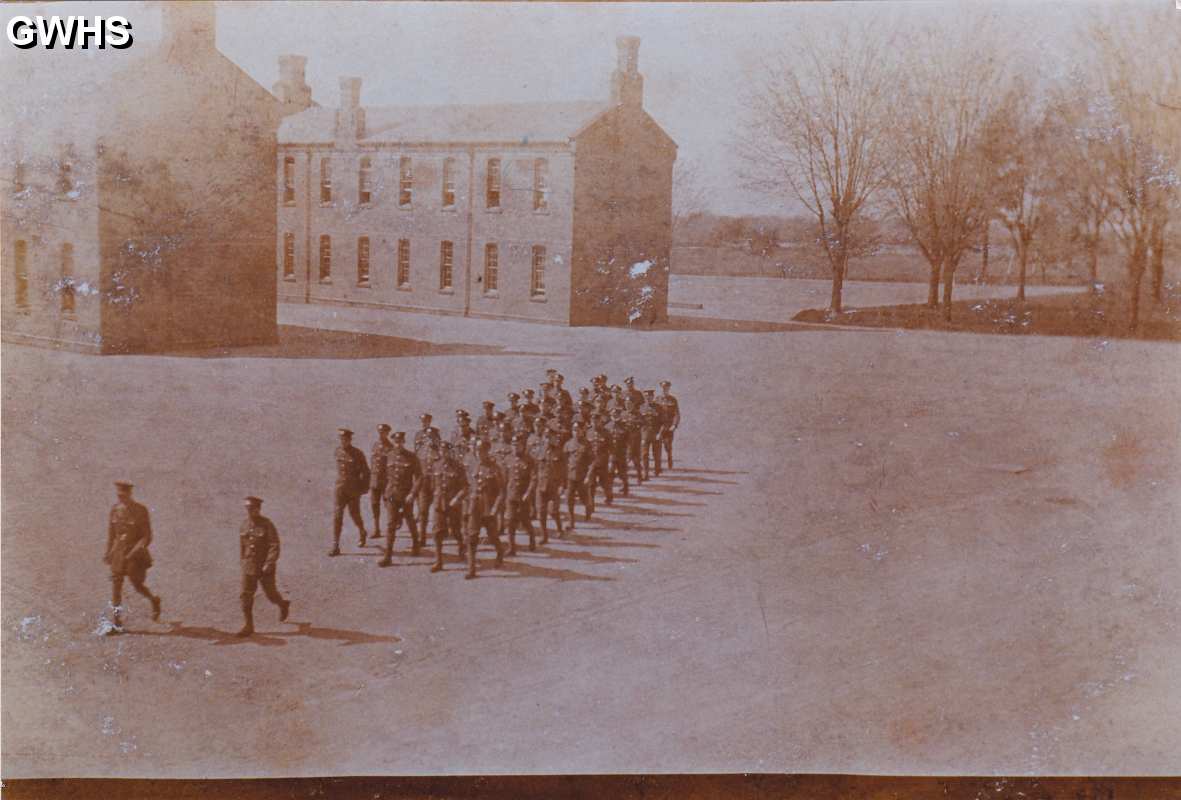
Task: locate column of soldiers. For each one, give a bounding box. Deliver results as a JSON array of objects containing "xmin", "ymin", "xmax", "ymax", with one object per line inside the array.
[
  {"xmin": 333, "ymin": 370, "xmax": 681, "ymax": 580},
  {"xmin": 99, "ymin": 370, "xmax": 679, "ymax": 636}
]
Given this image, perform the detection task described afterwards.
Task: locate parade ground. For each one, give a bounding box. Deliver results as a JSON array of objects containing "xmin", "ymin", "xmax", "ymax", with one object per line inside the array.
[{"xmin": 3, "ymin": 276, "xmax": 1178, "ymax": 777}]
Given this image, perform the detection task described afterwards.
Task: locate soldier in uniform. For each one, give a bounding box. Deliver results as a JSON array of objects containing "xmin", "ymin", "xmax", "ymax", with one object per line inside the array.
[
  {"xmin": 610, "ymin": 384, "xmax": 627, "ymax": 413},
  {"xmin": 534, "ymin": 423, "xmax": 566, "ymax": 542},
  {"xmin": 503, "ymin": 434, "xmax": 539, "ymax": 555},
  {"xmin": 623, "ymin": 376, "xmax": 644, "ymax": 409},
  {"xmin": 460, "ymin": 439, "xmax": 505, "ymax": 579},
  {"xmin": 369, "ymin": 424, "xmax": 395, "ymax": 537},
  {"xmin": 520, "ymin": 389, "xmax": 540, "ymax": 426},
  {"xmin": 553, "ymin": 373, "xmax": 574, "ymax": 417},
  {"xmin": 237, "ymin": 496, "xmax": 290, "ymax": 637},
  {"xmin": 416, "ymin": 428, "xmax": 442, "ymax": 537},
  {"xmin": 379, "ymin": 432, "xmax": 423, "ymax": 565},
  {"xmin": 429, "ymin": 441, "xmax": 469, "ymax": 572},
  {"xmin": 588, "ymin": 413, "xmax": 615, "ymax": 509},
  {"xmin": 475, "ymin": 400, "xmax": 498, "ymax": 442},
  {"xmin": 331, "ymin": 428, "xmax": 371, "ymax": 556},
  {"xmin": 451, "ymin": 410, "xmax": 475, "ymax": 459},
  {"xmin": 491, "ymin": 422, "xmax": 516, "ymax": 532},
  {"xmin": 104, "ymin": 481, "xmax": 161, "ymax": 634},
  {"xmin": 656, "ymin": 380, "xmax": 681, "ymax": 469},
  {"xmin": 623, "ymin": 399, "xmax": 645, "ymax": 484},
  {"xmin": 608, "ymin": 408, "xmax": 632, "ymax": 497},
  {"xmin": 414, "ymin": 413, "xmax": 441, "ymax": 458},
  {"xmin": 506, "ymin": 393, "xmax": 523, "ymax": 431},
  {"xmin": 641, "ymin": 388, "xmax": 665, "ymax": 478},
  {"xmin": 564, "ymin": 420, "xmax": 594, "ymax": 529}
]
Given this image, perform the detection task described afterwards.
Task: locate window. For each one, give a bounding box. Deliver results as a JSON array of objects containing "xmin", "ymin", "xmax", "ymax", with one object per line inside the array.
[
  {"xmin": 531, "ymin": 245, "xmax": 547, "ymax": 297},
  {"xmin": 320, "ymin": 157, "xmax": 332, "ymax": 203},
  {"xmin": 533, "ymin": 158, "xmax": 549, "ymax": 211},
  {"xmin": 13, "ymin": 160, "xmax": 27, "ymax": 195},
  {"xmin": 484, "ymin": 243, "xmax": 499, "ymax": 293},
  {"xmin": 319, "ymin": 235, "xmax": 331, "ymax": 281},
  {"xmin": 13, "ymin": 240, "xmax": 28, "ymax": 308},
  {"xmin": 282, "ymin": 233, "xmax": 295, "ymax": 280},
  {"xmin": 58, "ymin": 159, "xmax": 74, "ymax": 197},
  {"xmin": 486, "ymin": 157, "xmax": 501, "ymax": 208},
  {"xmin": 357, "ymin": 236, "xmax": 370, "ymax": 286},
  {"xmin": 60, "ymin": 243, "xmax": 75, "ymax": 314},
  {"xmin": 399, "ymin": 157, "xmax": 412, "ymax": 207},
  {"xmin": 358, "ymin": 157, "xmax": 371, "ymax": 205},
  {"xmin": 283, "ymin": 156, "xmax": 295, "ymax": 204},
  {"xmin": 397, "ymin": 239, "xmax": 411, "ymax": 288},
  {"xmin": 441, "ymin": 157, "xmax": 456, "ymax": 208},
  {"xmin": 439, "ymin": 240, "xmax": 453, "ymax": 291}
]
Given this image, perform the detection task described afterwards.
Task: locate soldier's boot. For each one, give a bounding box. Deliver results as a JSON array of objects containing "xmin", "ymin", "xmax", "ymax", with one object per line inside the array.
[
  {"xmin": 507, "ymin": 528, "xmax": 517, "ymax": 557},
  {"xmin": 329, "ymin": 532, "xmax": 341, "ymax": 557},
  {"xmin": 410, "ymin": 518, "xmax": 422, "ymax": 557},
  {"xmin": 106, "ymin": 605, "xmax": 125, "ymax": 635},
  {"xmin": 237, "ymin": 603, "xmax": 255, "ymax": 637},
  {"xmin": 528, "ymin": 525, "xmax": 537, "ymax": 552},
  {"xmin": 494, "ymin": 541, "xmax": 505, "ymax": 568},
  {"xmin": 465, "ymin": 541, "xmax": 477, "ymax": 579},
  {"xmin": 279, "ymin": 599, "xmax": 291, "ymax": 622},
  {"xmin": 150, "ymin": 594, "xmax": 162, "ymax": 622},
  {"xmin": 431, "ymin": 538, "xmax": 445, "ymax": 572}
]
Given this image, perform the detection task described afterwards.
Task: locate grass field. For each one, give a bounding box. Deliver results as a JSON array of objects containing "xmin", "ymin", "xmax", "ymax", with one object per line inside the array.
[{"xmin": 3, "ymin": 277, "xmax": 1179, "ymax": 777}]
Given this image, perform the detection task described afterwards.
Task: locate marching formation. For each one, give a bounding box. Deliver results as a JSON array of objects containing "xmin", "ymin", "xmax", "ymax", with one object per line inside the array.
[
  {"xmin": 331, "ymin": 369, "xmax": 682, "ymax": 579},
  {"xmin": 100, "ymin": 369, "xmax": 680, "ymax": 638}
]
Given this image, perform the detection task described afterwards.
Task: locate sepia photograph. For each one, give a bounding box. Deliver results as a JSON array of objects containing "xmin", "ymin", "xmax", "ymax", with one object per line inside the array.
[{"xmin": 1, "ymin": 0, "xmax": 1179, "ymax": 796}]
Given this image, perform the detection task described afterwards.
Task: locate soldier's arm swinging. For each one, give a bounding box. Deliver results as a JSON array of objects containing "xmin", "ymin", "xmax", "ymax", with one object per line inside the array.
[{"xmin": 263, "ymin": 520, "xmax": 280, "ymax": 574}]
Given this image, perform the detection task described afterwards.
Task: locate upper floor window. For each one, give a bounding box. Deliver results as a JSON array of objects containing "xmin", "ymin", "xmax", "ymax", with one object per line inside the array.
[
  {"xmin": 533, "ymin": 158, "xmax": 549, "ymax": 211},
  {"xmin": 399, "ymin": 157, "xmax": 413, "ymax": 207},
  {"xmin": 282, "ymin": 232, "xmax": 296, "ymax": 280},
  {"xmin": 531, "ymin": 245, "xmax": 547, "ymax": 297},
  {"xmin": 439, "ymin": 240, "xmax": 454, "ymax": 291},
  {"xmin": 357, "ymin": 236, "xmax": 370, "ymax": 286},
  {"xmin": 60, "ymin": 242, "xmax": 75, "ymax": 314},
  {"xmin": 319, "ymin": 235, "xmax": 331, "ymax": 281},
  {"xmin": 320, "ymin": 158, "xmax": 332, "ymax": 204},
  {"xmin": 13, "ymin": 160, "xmax": 27, "ymax": 196},
  {"xmin": 484, "ymin": 243, "xmax": 499, "ymax": 294},
  {"xmin": 486, "ymin": 157, "xmax": 501, "ymax": 209},
  {"xmin": 441, "ymin": 157, "xmax": 456, "ymax": 208},
  {"xmin": 397, "ymin": 239, "xmax": 411, "ymax": 288},
  {"xmin": 58, "ymin": 159, "xmax": 74, "ymax": 197},
  {"xmin": 283, "ymin": 156, "xmax": 296, "ymax": 205},
  {"xmin": 358, "ymin": 157, "xmax": 372, "ymax": 205},
  {"xmin": 13, "ymin": 239, "xmax": 29, "ymax": 309}
]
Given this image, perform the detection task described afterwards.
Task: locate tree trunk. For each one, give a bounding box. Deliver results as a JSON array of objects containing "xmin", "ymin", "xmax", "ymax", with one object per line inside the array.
[
  {"xmin": 981, "ymin": 225, "xmax": 990, "ymax": 283},
  {"xmin": 1150, "ymin": 225, "xmax": 1165, "ymax": 303},
  {"xmin": 1087, "ymin": 237, "xmax": 1100, "ymax": 293},
  {"xmin": 830, "ymin": 256, "xmax": 847, "ymax": 315},
  {"xmin": 1128, "ymin": 244, "xmax": 1147, "ymax": 331},
  {"xmin": 941, "ymin": 260, "xmax": 956, "ymax": 322},
  {"xmin": 1016, "ymin": 240, "xmax": 1028, "ymax": 303},
  {"xmin": 927, "ymin": 259, "xmax": 941, "ymax": 308}
]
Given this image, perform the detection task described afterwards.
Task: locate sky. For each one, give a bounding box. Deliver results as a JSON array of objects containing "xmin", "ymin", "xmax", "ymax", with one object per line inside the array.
[{"xmin": 2, "ymin": 0, "xmax": 1166, "ymax": 215}]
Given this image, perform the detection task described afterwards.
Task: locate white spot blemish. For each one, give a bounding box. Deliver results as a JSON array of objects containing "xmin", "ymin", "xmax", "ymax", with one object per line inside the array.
[{"xmin": 629, "ymin": 260, "xmax": 652, "ymax": 278}]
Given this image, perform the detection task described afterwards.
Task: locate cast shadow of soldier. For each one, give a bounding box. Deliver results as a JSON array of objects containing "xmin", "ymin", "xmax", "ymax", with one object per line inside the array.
[{"xmin": 129, "ymin": 620, "xmax": 399, "ymax": 648}]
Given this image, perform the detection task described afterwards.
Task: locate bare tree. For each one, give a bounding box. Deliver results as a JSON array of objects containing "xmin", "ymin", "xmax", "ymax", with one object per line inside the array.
[
  {"xmin": 884, "ymin": 20, "xmax": 1009, "ymax": 320},
  {"xmin": 737, "ymin": 19, "xmax": 897, "ymax": 314},
  {"xmin": 671, "ymin": 158, "xmax": 708, "ymax": 244}
]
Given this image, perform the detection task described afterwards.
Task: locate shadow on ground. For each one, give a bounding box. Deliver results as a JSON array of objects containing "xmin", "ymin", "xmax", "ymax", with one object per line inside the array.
[
  {"xmin": 156, "ymin": 325, "xmax": 561, "ymax": 360},
  {"xmin": 128, "ymin": 620, "xmax": 400, "ymax": 647}
]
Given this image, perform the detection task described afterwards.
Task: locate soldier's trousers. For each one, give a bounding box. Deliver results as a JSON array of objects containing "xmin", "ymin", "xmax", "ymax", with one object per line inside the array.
[
  {"xmin": 629, "ymin": 444, "xmax": 644, "ymax": 482},
  {"xmin": 566, "ymin": 477, "xmax": 591, "ymax": 523},
  {"xmin": 110, "ymin": 566, "xmax": 153, "ymax": 610},
  {"xmin": 536, "ymin": 485, "xmax": 563, "ymax": 537},
  {"xmin": 611, "ymin": 453, "xmax": 630, "ymax": 495},
  {"xmin": 642, "ymin": 436, "xmax": 662, "ymax": 478},
  {"xmin": 505, "ymin": 498, "xmax": 536, "ymax": 551},
  {"xmin": 590, "ymin": 462, "xmax": 614, "ymax": 507},
  {"xmin": 417, "ymin": 486, "xmax": 434, "ymax": 537},
  {"xmin": 241, "ymin": 571, "xmax": 285, "ymax": 613},
  {"xmin": 661, "ymin": 429, "xmax": 675, "ymax": 468},
  {"xmin": 370, "ymin": 481, "xmax": 387, "ymax": 532},
  {"xmin": 466, "ymin": 514, "xmax": 503, "ymax": 574},
  {"xmin": 383, "ymin": 493, "xmax": 420, "ymax": 555},
  {"xmin": 333, "ymin": 487, "xmax": 367, "ymax": 545}
]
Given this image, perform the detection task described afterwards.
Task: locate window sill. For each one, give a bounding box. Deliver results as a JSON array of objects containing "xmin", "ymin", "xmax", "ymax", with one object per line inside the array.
[
  {"xmin": 399, "ymin": 203, "xmax": 413, "ymax": 211},
  {"xmin": 483, "ymin": 290, "xmax": 500, "ymax": 298},
  {"xmin": 319, "ymin": 278, "xmax": 333, "ymax": 285},
  {"xmin": 533, "ymin": 208, "xmax": 550, "ymax": 215},
  {"xmin": 319, "ymin": 201, "xmax": 334, "ymax": 208},
  {"xmin": 283, "ymin": 200, "xmax": 296, "ymax": 208},
  {"xmin": 440, "ymin": 205, "xmax": 457, "ymax": 213},
  {"xmin": 485, "ymin": 206, "xmax": 503, "ymax": 214},
  {"xmin": 397, "ymin": 285, "xmax": 413, "ymax": 292},
  {"xmin": 356, "ymin": 282, "xmax": 371, "ymax": 289},
  {"xmin": 529, "ymin": 294, "xmax": 548, "ymax": 303},
  {"xmin": 438, "ymin": 288, "xmax": 455, "ymax": 295},
  {"xmin": 282, "ymin": 275, "xmax": 298, "ymax": 282}
]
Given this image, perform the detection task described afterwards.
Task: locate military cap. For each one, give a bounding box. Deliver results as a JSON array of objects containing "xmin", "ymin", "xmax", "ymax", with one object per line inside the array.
[
  {"xmin": 612, "ymin": 385, "xmax": 623, "ymax": 392},
  {"xmin": 392, "ymin": 431, "xmax": 406, "ymax": 441},
  {"xmin": 555, "ymin": 373, "xmax": 565, "ymax": 382},
  {"xmin": 644, "ymin": 388, "xmax": 655, "ymax": 395},
  {"xmin": 522, "ymin": 389, "xmax": 535, "ymax": 398},
  {"xmin": 624, "ymin": 376, "xmax": 635, "ymax": 385},
  {"xmin": 337, "ymin": 427, "xmax": 354, "ymax": 436},
  {"xmin": 114, "ymin": 480, "xmax": 134, "ymax": 489},
  {"xmin": 660, "ymin": 380, "xmax": 671, "ymax": 388},
  {"xmin": 508, "ymin": 392, "xmax": 520, "ymax": 401},
  {"xmin": 420, "ymin": 413, "xmax": 433, "ymax": 422},
  {"xmin": 483, "ymin": 400, "xmax": 495, "ymax": 408},
  {"xmin": 377, "ymin": 423, "xmax": 392, "ymax": 432},
  {"xmin": 244, "ymin": 495, "xmax": 263, "ymax": 506},
  {"xmin": 456, "ymin": 409, "xmax": 469, "ymax": 418},
  {"xmin": 545, "ymin": 368, "xmax": 558, "ymax": 378}
]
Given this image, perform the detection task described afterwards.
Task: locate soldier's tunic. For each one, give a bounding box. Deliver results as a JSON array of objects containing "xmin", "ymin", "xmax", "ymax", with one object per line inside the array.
[
  {"xmin": 503, "ymin": 451, "xmax": 538, "ymax": 552},
  {"xmin": 640, "ymin": 401, "xmax": 664, "ymax": 479},
  {"xmin": 414, "ymin": 433, "xmax": 440, "ymax": 533},
  {"xmin": 414, "ymin": 426, "xmax": 441, "ymax": 457},
  {"xmin": 622, "ymin": 408, "xmax": 645, "ymax": 483},
  {"xmin": 535, "ymin": 434, "xmax": 566, "ymax": 538},
  {"xmin": 240, "ymin": 514, "xmax": 285, "ymax": 613},
  {"xmin": 608, "ymin": 419, "xmax": 632, "ymax": 496},
  {"xmin": 563, "ymin": 436, "xmax": 594, "ymax": 525},
  {"xmin": 430, "ymin": 451, "xmax": 468, "ymax": 566},
  {"xmin": 475, "ymin": 414, "xmax": 498, "ymax": 442},
  {"xmin": 655, "ymin": 392, "xmax": 681, "ymax": 468},
  {"xmin": 463, "ymin": 459, "xmax": 505, "ymax": 576},
  {"xmin": 370, "ymin": 437, "xmax": 395, "ymax": 533},
  {"xmin": 492, "ymin": 436, "xmax": 516, "ymax": 530},
  {"xmin": 450, "ymin": 427, "xmax": 475, "ymax": 461},
  {"xmin": 382, "ymin": 447, "xmax": 422, "ymax": 556},
  {"xmin": 588, "ymin": 426, "xmax": 615, "ymax": 507},
  {"xmin": 106, "ymin": 500, "xmax": 155, "ymax": 607},
  {"xmin": 333, "ymin": 444, "xmax": 371, "ymax": 547}
]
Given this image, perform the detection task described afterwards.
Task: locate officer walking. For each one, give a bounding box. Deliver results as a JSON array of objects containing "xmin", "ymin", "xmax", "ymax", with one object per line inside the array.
[
  {"xmin": 461, "ymin": 439, "xmax": 505, "ymax": 579},
  {"xmin": 503, "ymin": 434, "xmax": 539, "ymax": 555},
  {"xmin": 656, "ymin": 380, "xmax": 681, "ymax": 469},
  {"xmin": 588, "ymin": 413, "xmax": 615, "ymax": 508},
  {"xmin": 237, "ymin": 496, "xmax": 290, "ymax": 638},
  {"xmin": 370, "ymin": 424, "xmax": 395, "ymax": 536},
  {"xmin": 608, "ymin": 408, "xmax": 632, "ymax": 497},
  {"xmin": 564, "ymin": 420, "xmax": 594, "ymax": 529},
  {"xmin": 103, "ymin": 481, "xmax": 161, "ymax": 634},
  {"xmin": 331, "ymin": 428, "xmax": 371, "ymax": 556},
  {"xmin": 379, "ymin": 431, "xmax": 423, "ymax": 565},
  {"xmin": 429, "ymin": 441, "xmax": 469, "ymax": 572},
  {"xmin": 416, "ymin": 427, "xmax": 441, "ymax": 538},
  {"xmin": 640, "ymin": 389, "xmax": 664, "ymax": 479}
]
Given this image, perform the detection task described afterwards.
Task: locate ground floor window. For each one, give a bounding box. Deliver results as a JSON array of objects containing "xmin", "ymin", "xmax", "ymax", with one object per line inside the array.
[
  {"xmin": 397, "ymin": 239, "xmax": 411, "ymax": 288},
  {"xmin": 283, "ymin": 233, "xmax": 295, "ymax": 280},
  {"xmin": 530, "ymin": 245, "xmax": 546, "ymax": 297},
  {"xmin": 484, "ymin": 243, "xmax": 499, "ymax": 293},
  {"xmin": 357, "ymin": 236, "xmax": 370, "ymax": 286},
  {"xmin": 439, "ymin": 240, "xmax": 454, "ymax": 291},
  {"xmin": 319, "ymin": 235, "xmax": 331, "ymax": 282}
]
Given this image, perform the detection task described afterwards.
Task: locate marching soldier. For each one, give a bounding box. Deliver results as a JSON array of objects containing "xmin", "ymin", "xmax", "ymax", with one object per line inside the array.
[
  {"xmin": 656, "ymin": 380, "xmax": 681, "ymax": 469},
  {"xmin": 535, "ymin": 423, "xmax": 566, "ymax": 542},
  {"xmin": 553, "ymin": 373, "xmax": 574, "ymax": 416},
  {"xmin": 623, "ymin": 399, "xmax": 645, "ymax": 484},
  {"xmin": 608, "ymin": 408, "xmax": 632, "ymax": 497},
  {"xmin": 610, "ymin": 384, "xmax": 627, "ymax": 413},
  {"xmin": 429, "ymin": 441, "xmax": 469, "ymax": 572},
  {"xmin": 331, "ymin": 428, "xmax": 371, "ymax": 556},
  {"xmin": 564, "ymin": 420, "xmax": 594, "ymax": 529},
  {"xmin": 237, "ymin": 496, "xmax": 290, "ymax": 638},
  {"xmin": 503, "ymin": 434, "xmax": 539, "ymax": 555},
  {"xmin": 623, "ymin": 376, "xmax": 644, "ymax": 409},
  {"xmin": 416, "ymin": 428, "xmax": 442, "ymax": 537},
  {"xmin": 369, "ymin": 424, "xmax": 395, "ymax": 536},
  {"xmin": 492, "ymin": 422, "xmax": 516, "ymax": 532},
  {"xmin": 103, "ymin": 481, "xmax": 161, "ymax": 634},
  {"xmin": 588, "ymin": 413, "xmax": 615, "ymax": 508},
  {"xmin": 476, "ymin": 400, "xmax": 498, "ymax": 442},
  {"xmin": 379, "ymin": 432, "xmax": 423, "ymax": 565},
  {"xmin": 460, "ymin": 439, "xmax": 505, "ymax": 579},
  {"xmin": 414, "ymin": 413, "xmax": 440, "ymax": 458},
  {"xmin": 506, "ymin": 392, "xmax": 523, "ymax": 431},
  {"xmin": 520, "ymin": 389, "xmax": 540, "ymax": 425},
  {"xmin": 451, "ymin": 410, "xmax": 475, "ymax": 459},
  {"xmin": 641, "ymin": 389, "xmax": 665, "ymax": 478}
]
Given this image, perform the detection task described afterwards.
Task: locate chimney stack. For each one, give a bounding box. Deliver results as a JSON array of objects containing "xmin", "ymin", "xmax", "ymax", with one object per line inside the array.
[
  {"xmin": 335, "ymin": 77, "xmax": 365, "ymax": 144},
  {"xmin": 610, "ymin": 36, "xmax": 643, "ymax": 109},
  {"xmin": 273, "ymin": 55, "xmax": 313, "ymax": 116},
  {"xmin": 160, "ymin": 1, "xmax": 216, "ymax": 56}
]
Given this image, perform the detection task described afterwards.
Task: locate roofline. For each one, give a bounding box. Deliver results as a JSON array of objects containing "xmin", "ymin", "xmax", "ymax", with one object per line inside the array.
[{"xmin": 277, "ymin": 139, "xmax": 577, "ymax": 150}]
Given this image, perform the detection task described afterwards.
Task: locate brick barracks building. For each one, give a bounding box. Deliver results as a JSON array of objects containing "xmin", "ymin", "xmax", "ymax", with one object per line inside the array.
[
  {"xmin": 2, "ymin": 3, "xmax": 285, "ymax": 354},
  {"xmin": 275, "ymin": 37, "xmax": 677, "ymax": 326}
]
